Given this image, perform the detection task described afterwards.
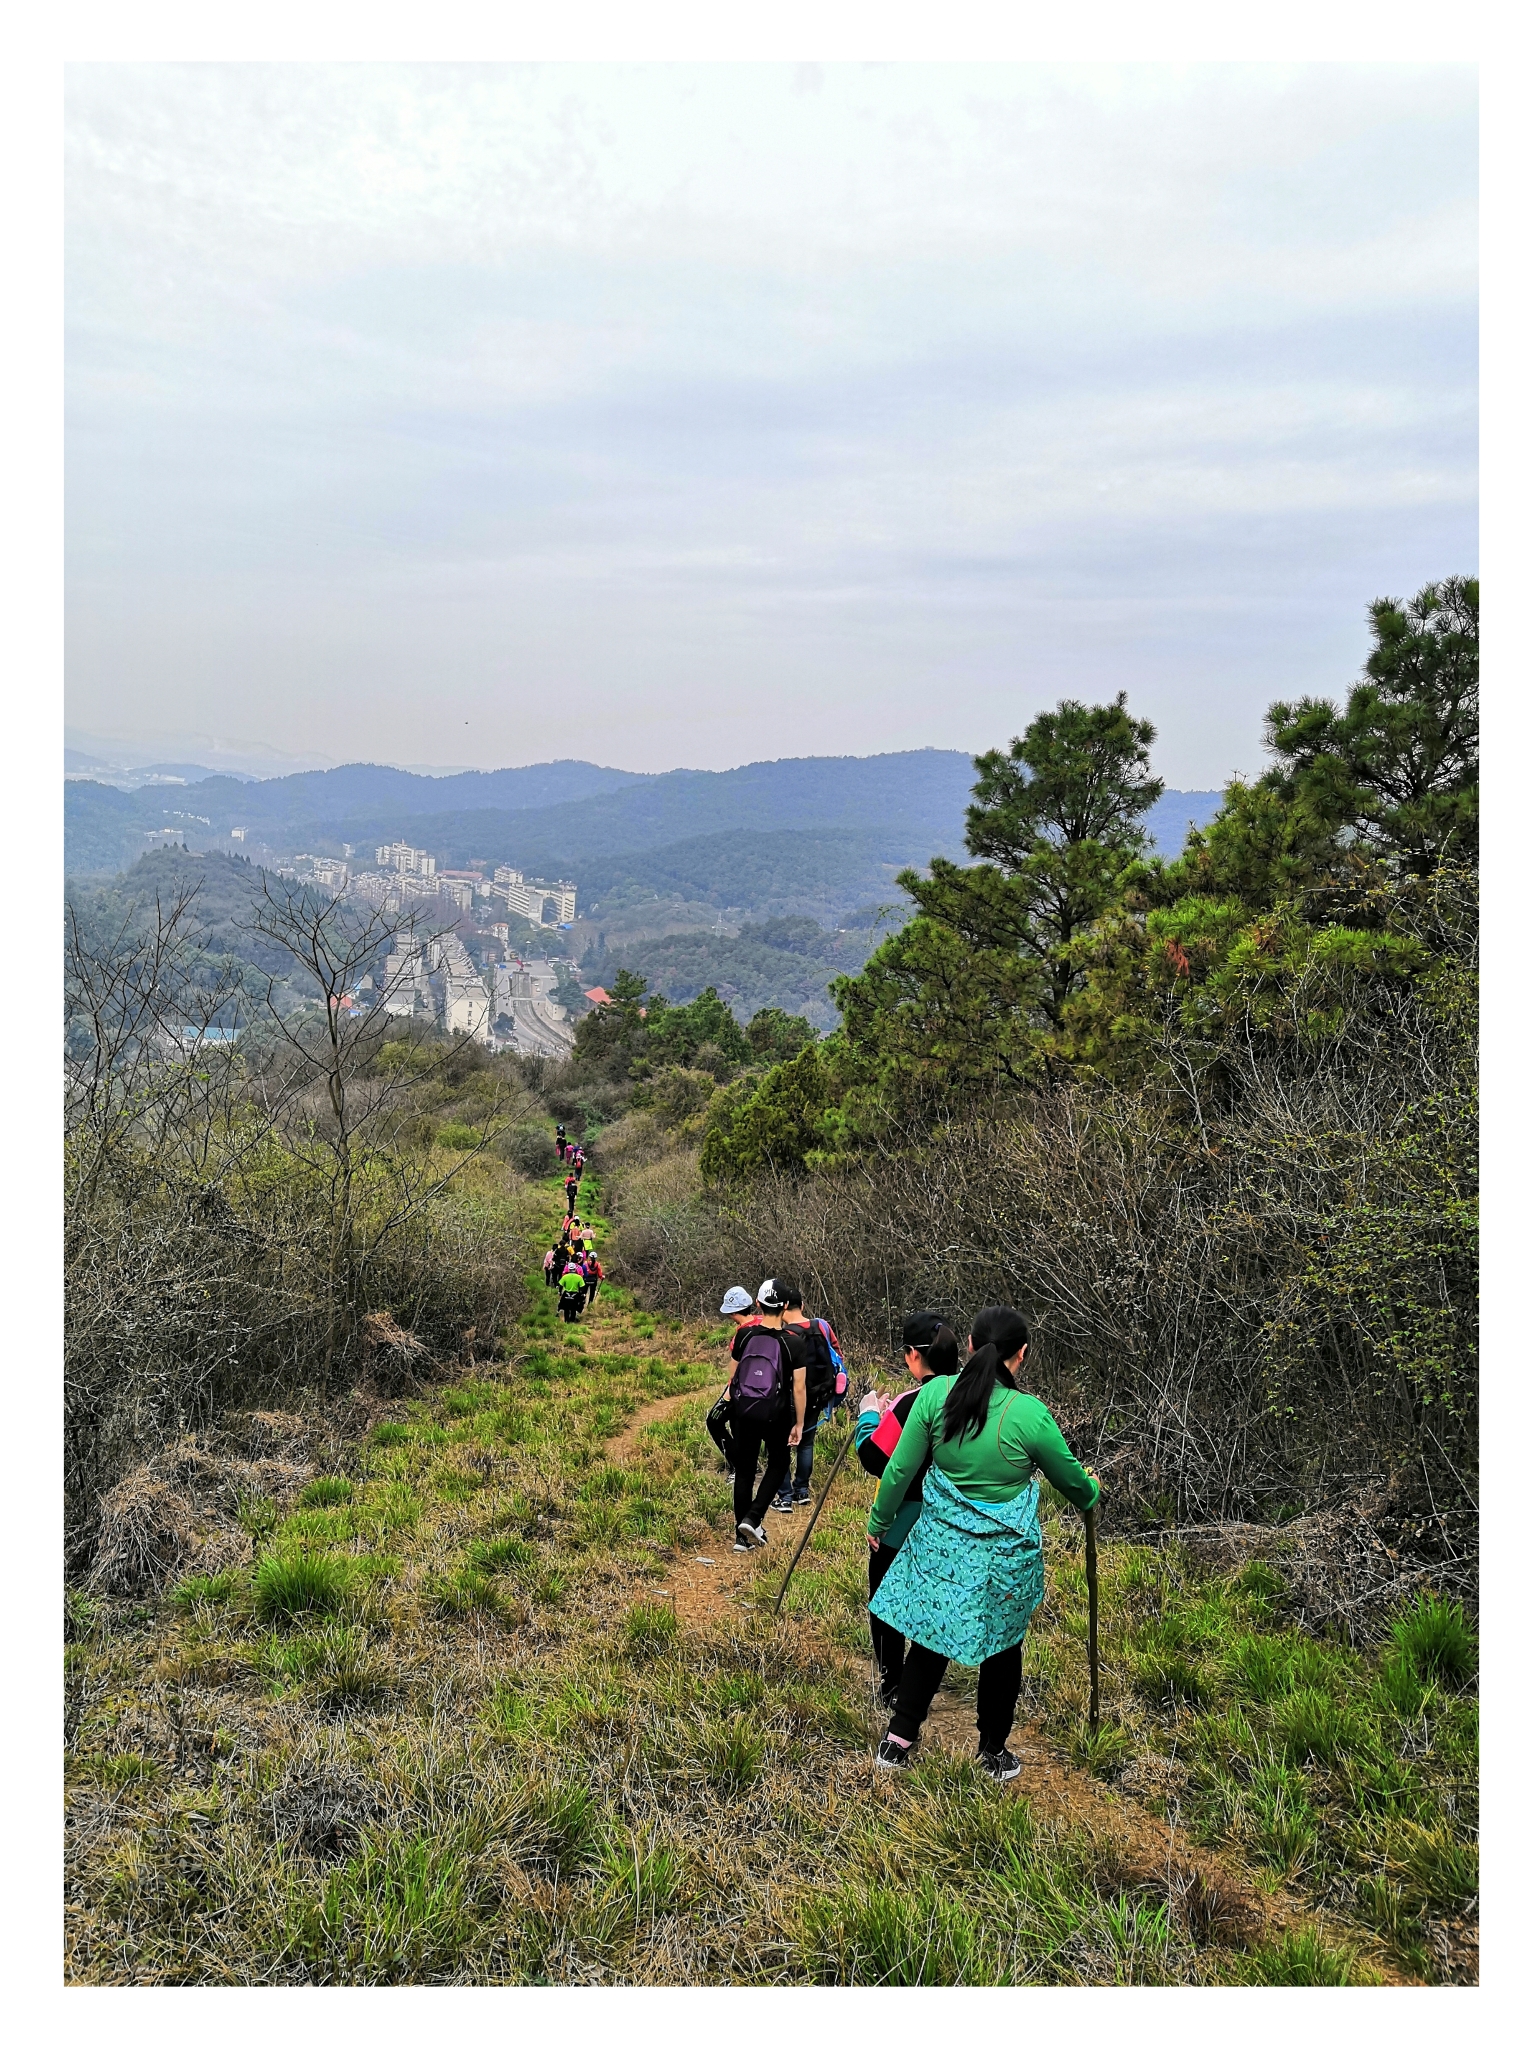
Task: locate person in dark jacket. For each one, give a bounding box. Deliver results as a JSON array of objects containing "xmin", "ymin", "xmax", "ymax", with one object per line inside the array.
[
  {"xmin": 855, "ymin": 1311, "xmax": 961, "ymax": 1707},
  {"xmin": 727, "ymin": 1280, "xmax": 807, "ymax": 1549},
  {"xmin": 772, "ymin": 1286, "xmax": 844, "ymax": 1511}
]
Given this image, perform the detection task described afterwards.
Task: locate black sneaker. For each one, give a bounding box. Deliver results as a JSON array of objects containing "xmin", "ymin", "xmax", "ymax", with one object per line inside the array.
[
  {"xmin": 733, "ymin": 1533, "xmax": 751, "ymax": 1552},
  {"xmin": 737, "ymin": 1521, "xmax": 768, "ymax": 1548},
  {"xmin": 978, "ymin": 1747, "xmax": 1022, "ymax": 1782},
  {"xmin": 875, "ymin": 1735, "xmax": 914, "ymax": 1769},
  {"xmin": 792, "ymin": 1489, "xmax": 811, "ymax": 1506},
  {"xmin": 770, "ymin": 1495, "xmax": 795, "ymax": 1514}
]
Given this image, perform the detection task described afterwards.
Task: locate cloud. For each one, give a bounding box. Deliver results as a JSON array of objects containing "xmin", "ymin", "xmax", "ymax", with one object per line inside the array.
[{"xmin": 65, "ymin": 62, "xmax": 1477, "ymax": 784}]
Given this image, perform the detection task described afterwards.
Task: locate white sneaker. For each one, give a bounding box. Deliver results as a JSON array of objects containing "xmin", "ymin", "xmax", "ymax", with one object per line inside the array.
[{"xmin": 737, "ymin": 1521, "xmax": 768, "ymax": 1548}]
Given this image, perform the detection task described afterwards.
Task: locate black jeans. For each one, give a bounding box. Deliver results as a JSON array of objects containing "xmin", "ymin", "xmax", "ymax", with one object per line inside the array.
[
  {"xmin": 888, "ymin": 1639, "xmax": 1024, "ymax": 1754},
  {"xmin": 868, "ymin": 1542, "xmax": 906, "ymax": 1702},
  {"xmin": 730, "ymin": 1413, "xmax": 792, "ymax": 1529}
]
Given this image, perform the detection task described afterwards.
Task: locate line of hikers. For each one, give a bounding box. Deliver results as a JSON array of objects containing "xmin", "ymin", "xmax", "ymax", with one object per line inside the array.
[
  {"xmin": 709, "ymin": 1286, "xmax": 1098, "ymax": 1783},
  {"xmin": 555, "ymin": 1126, "xmax": 589, "ymax": 1218},
  {"xmin": 543, "ymin": 1215, "xmax": 604, "ymax": 1323}
]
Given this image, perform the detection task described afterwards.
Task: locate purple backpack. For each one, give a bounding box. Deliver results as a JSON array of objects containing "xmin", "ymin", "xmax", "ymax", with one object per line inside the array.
[{"xmin": 729, "ymin": 1328, "xmax": 789, "ymax": 1423}]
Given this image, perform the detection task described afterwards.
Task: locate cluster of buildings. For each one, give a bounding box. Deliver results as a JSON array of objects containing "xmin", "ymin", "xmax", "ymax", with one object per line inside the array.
[
  {"xmin": 320, "ymin": 842, "xmax": 578, "ymax": 928},
  {"xmin": 379, "ymin": 931, "xmax": 490, "ymax": 1042}
]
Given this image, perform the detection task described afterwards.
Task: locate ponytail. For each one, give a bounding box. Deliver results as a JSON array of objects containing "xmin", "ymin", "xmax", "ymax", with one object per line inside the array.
[
  {"xmin": 942, "ymin": 1306, "xmax": 1031, "ymax": 1443},
  {"xmin": 918, "ymin": 1322, "xmax": 960, "ymax": 1376}
]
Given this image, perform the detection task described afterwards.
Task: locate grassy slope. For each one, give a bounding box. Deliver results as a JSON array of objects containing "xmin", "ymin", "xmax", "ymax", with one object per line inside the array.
[{"xmin": 64, "ymin": 1158, "xmax": 1475, "ymax": 1986}]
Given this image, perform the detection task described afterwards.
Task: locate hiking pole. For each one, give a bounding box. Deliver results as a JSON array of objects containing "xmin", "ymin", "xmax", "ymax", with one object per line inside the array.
[
  {"xmin": 773, "ymin": 1418, "xmax": 859, "ymax": 1618},
  {"xmin": 1084, "ymin": 1504, "xmax": 1101, "ymax": 1732}
]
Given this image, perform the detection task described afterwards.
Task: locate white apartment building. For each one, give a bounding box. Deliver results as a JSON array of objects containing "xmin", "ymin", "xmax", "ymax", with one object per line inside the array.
[
  {"xmin": 437, "ymin": 878, "xmax": 474, "ymax": 913},
  {"xmin": 438, "ymin": 931, "xmax": 492, "ymax": 1043},
  {"xmin": 375, "ymin": 841, "xmax": 437, "ymax": 878},
  {"xmin": 309, "ymin": 857, "xmax": 349, "ymax": 892},
  {"xmin": 491, "ymin": 866, "xmax": 577, "ymax": 925}
]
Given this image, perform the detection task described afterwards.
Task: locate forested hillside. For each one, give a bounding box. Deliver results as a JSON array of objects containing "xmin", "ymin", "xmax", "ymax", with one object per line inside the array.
[{"xmin": 582, "ymin": 577, "xmax": 1478, "ymax": 1555}]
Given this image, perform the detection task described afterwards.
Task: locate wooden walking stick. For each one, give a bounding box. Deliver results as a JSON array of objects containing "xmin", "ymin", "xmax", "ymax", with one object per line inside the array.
[
  {"xmin": 1084, "ymin": 1503, "xmax": 1101, "ymax": 1731},
  {"xmin": 773, "ymin": 1419, "xmax": 858, "ymax": 1617}
]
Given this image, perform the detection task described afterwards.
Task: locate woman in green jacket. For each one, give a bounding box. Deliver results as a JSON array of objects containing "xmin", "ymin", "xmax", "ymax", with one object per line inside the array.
[{"xmin": 867, "ymin": 1305, "xmax": 1098, "ymax": 1781}]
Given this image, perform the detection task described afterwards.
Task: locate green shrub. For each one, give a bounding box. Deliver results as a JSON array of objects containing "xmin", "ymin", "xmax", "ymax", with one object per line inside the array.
[
  {"xmin": 1388, "ymin": 1592, "xmax": 1476, "ymax": 1688},
  {"xmin": 1132, "ymin": 1645, "xmax": 1209, "ymax": 1709},
  {"xmin": 519, "ymin": 1780, "xmax": 598, "ymax": 1872},
  {"xmin": 699, "ymin": 1713, "xmax": 764, "ymax": 1793},
  {"xmin": 801, "ymin": 1879, "xmax": 997, "ymax": 1986},
  {"xmin": 1225, "ymin": 1633, "xmax": 1296, "ymax": 1701},
  {"xmin": 621, "ymin": 1599, "xmax": 680, "ymax": 1661},
  {"xmin": 298, "ymin": 1475, "xmax": 354, "ymax": 1507},
  {"xmin": 253, "ymin": 1551, "xmax": 354, "ymax": 1622},
  {"xmin": 1271, "ymin": 1688, "xmax": 1363, "ymax": 1766},
  {"xmin": 370, "ymin": 1422, "xmax": 411, "ymax": 1447},
  {"xmin": 1242, "ymin": 1928, "xmax": 1374, "ymax": 1986},
  {"xmin": 437, "ymin": 1122, "xmax": 481, "ymax": 1150},
  {"xmin": 169, "ymin": 1570, "xmax": 242, "ymax": 1609},
  {"xmin": 466, "ymin": 1535, "xmax": 536, "ymax": 1576},
  {"xmin": 427, "ymin": 1570, "xmax": 503, "ymax": 1619}
]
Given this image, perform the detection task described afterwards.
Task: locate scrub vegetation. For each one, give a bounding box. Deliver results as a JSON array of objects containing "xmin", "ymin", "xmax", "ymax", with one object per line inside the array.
[{"xmin": 65, "ymin": 1164, "xmax": 1473, "ymax": 1985}]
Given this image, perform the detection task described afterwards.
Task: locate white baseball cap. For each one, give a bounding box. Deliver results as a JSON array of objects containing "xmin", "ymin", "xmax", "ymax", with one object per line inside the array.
[
  {"xmin": 756, "ymin": 1278, "xmax": 788, "ymax": 1309},
  {"xmin": 719, "ymin": 1286, "xmax": 753, "ymax": 1316}
]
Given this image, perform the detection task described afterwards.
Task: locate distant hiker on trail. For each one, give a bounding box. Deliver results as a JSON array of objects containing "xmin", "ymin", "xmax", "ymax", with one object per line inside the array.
[
  {"xmin": 564, "ymin": 1171, "xmax": 580, "ymax": 1218},
  {"xmin": 705, "ymin": 1288, "xmax": 756, "ymax": 1473},
  {"xmin": 555, "ymin": 1125, "xmax": 568, "ymax": 1162},
  {"xmin": 773, "ymin": 1286, "xmax": 847, "ymax": 1512},
  {"xmin": 571, "ymin": 1147, "xmax": 586, "ymax": 1182},
  {"xmin": 866, "ymin": 1305, "xmax": 1099, "ymax": 1782},
  {"xmin": 855, "ymin": 1312, "xmax": 961, "ymax": 1709},
  {"xmin": 582, "ymin": 1248, "xmax": 603, "ymax": 1310},
  {"xmin": 543, "ymin": 1243, "xmax": 564, "ymax": 1289},
  {"xmin": 726, "ymin": 1280, "xmax": 807, "ymax": 1551},
  {"xmin": 558, "ymin": 1261, "xmax": 588, "ymax": 1323}
]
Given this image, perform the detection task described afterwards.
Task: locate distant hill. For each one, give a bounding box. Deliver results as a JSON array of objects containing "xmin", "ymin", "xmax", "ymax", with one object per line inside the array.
[
  {"xmin": 65, "ymin": 750, "xmax": 1227, "ymax": 914},
  {"xmin": 598, "ymin": 917, "xmax": 885, "ymax": 1033}
]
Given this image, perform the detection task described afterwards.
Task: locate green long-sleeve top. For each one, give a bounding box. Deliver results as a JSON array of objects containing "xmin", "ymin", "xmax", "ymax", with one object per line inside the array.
[{"xmin": 868, "ymin": 1374, "xmax": 1099, "ymax": 1540}]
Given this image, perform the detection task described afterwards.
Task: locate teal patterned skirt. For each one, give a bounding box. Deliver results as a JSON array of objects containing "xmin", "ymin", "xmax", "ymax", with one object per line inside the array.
[{"xmin": 868, "ymin": 1463, "xmax": 1044, "ymax": 1664}]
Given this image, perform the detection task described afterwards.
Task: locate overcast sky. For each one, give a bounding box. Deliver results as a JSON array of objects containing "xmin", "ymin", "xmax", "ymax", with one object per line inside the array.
[{"xmin": 64, "ymin": 62, "xmax": 1477, "ymax": 785}]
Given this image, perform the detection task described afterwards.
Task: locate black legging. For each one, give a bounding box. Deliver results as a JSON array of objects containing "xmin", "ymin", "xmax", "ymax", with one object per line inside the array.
[
  {"xmin": 730, "ymin": 1414, "xmax": 792, "ymax": 1530},
  {"xmin": 868, "ymin": 1543, "xmax": 907, "ymax": 1702},
  {"xmin": 888, "ymin": 1639, "xmax": 1024, "ymax": 1755}
]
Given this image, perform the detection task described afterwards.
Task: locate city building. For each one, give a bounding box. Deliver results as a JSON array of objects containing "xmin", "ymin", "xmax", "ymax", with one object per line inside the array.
[
  {"xmin": 230, "ymin": 827, "xmax": 247, "ymax": 842},
  {"xmin": 310, "ymin": 858, "xmax": 349, "ymax": 892},
  {"xmin": 374, "ymin": 841, "xmax": 437, "ymax": 878},
  {"xmin": 490, "ymin": 866, "xmax": 577, "ymax": 925},
  {"xmin": 437, "ymin": 878, "xmax": 474, "ymax": 913}
]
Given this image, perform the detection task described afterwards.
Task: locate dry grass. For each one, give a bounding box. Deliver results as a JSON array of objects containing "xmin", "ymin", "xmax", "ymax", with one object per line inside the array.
[{"xmin": 63, "ymin": 1163, "xmax": 1472, "ymax": 1985}]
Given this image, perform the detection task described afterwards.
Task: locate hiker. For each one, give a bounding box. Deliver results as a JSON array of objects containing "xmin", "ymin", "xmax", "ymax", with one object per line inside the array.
[
  {"xmin": 557, "ymin": 1261, "xmax": 588, "ymax": 1323},
  {"xmin": 542, "ymin": 1242, "xmax": 564, "ymax": 1289},
  {"xmin": 564, "ymin": 1170, "xmax": 579, "ymax": 1218},
  {"xmin": 571, "ymin": 1146, "xmax": 586, "ymax": 1183},
  {"xmin": 582, "ymin": 1247, "xmax": 604, "ymax": 1310},
  {"xmin": 866, "ymin": 1305, "xmax": 1099, "ymax": 1781},
  {"xmin": 555, "ymin": 1124, "xmax": 568, "ymax": 1162},
  {"xmin": 772, "ymin": 1286, "xmax": 846, "ymax": 1512},
  {"xmin": 855, "ymin": 1312, "xmax": 961, "ymax": 1707},
  {"xmin": 705, "ymin": 1288, "xmax": 756, "ymax": 1473},
  {"xmin": 726, "ymin": 1279, "xmax": 807, "ymax": 1551}
]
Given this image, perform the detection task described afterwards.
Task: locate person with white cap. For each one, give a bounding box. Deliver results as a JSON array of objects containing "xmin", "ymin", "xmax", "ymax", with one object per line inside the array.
[
  {"xmin": 724, "ymin": 1281, "xmax": 807, "ymax": 1550},
  {"xmin": 704, "ymin": 1287, "xmax": 757, "ymax": 1472}
]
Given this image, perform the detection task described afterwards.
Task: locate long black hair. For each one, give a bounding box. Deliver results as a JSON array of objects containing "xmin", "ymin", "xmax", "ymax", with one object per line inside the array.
[{"xmin": 941, "ymin": 1305, "xmax": 1031, "ymax": 1443}]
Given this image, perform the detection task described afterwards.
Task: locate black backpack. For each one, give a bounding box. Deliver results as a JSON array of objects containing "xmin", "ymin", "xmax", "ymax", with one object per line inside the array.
[{"xmin": 798, "ymin": 1321, "xmax": 837, "ymax": 1415}]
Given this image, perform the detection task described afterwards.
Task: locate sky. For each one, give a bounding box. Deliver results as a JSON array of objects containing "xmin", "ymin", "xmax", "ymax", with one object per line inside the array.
[{"xmin": 64, "ymin": 62, "xmax": 1477, "ymax": 786}]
